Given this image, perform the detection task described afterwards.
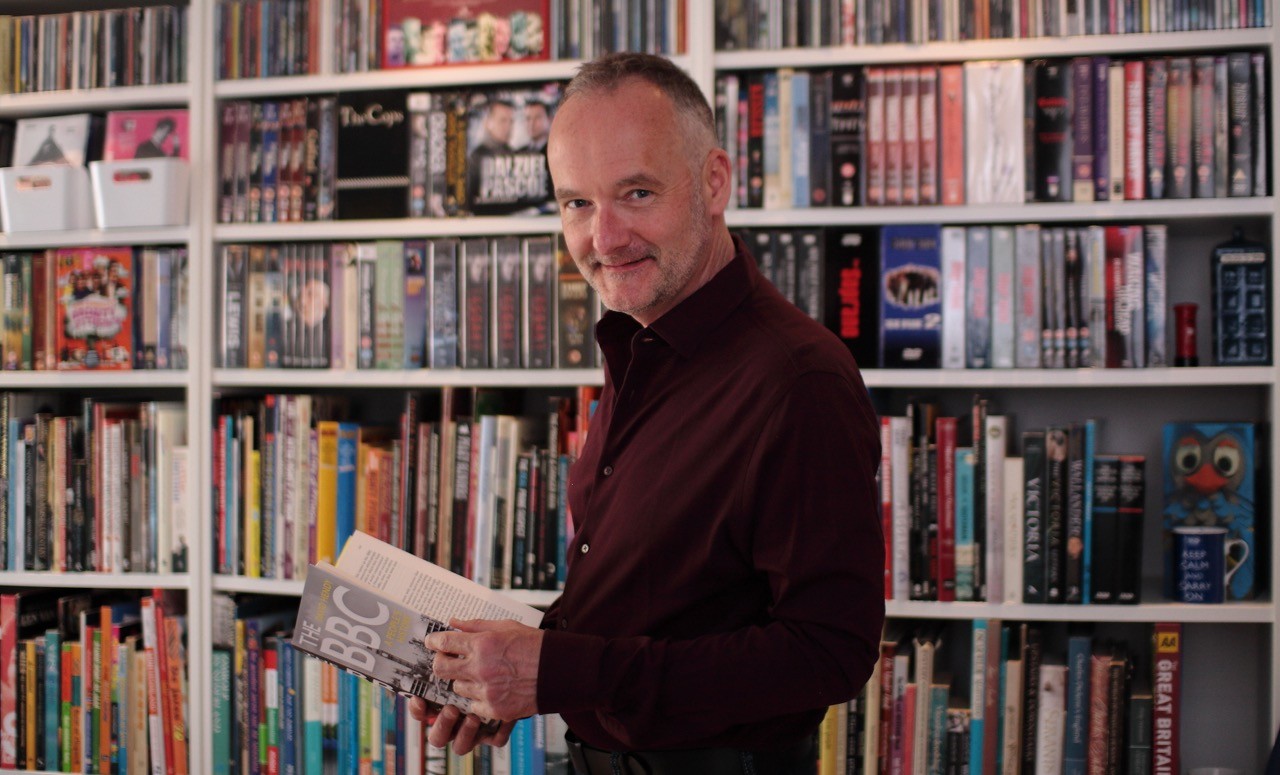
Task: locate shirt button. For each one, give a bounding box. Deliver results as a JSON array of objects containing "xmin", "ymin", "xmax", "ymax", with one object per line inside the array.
[
  {"xmin": 560, "ymin": 618, "xmax": 569, "ymax": 629},
  {"xmin": 580, "ymin": 543, "xmax": 590, "ymax": 555},
  {"xmin": 602, "ymin": 465, "xmax": 613, "ymax": 476}
]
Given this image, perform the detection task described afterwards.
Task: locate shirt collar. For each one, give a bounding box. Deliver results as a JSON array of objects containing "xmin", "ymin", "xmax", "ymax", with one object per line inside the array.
[{"xmin": 595, "ymin": 234, "xmax": 756, "ymax": 361}]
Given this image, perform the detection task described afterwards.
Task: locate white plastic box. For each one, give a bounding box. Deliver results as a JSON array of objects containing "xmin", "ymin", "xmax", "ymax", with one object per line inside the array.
[
  {"xmin": 0, "ymin": 164, "xmax": 94, "ymax": 232},
  {"xmin": 89, "ymin": 157, "xmax": 190, "ymax": 228}
]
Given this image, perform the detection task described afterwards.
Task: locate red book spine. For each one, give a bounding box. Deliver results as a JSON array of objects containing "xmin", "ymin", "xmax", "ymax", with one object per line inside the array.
[
  {"xmin": 866, "ymin": 67, "xmax": 886, "ymax": 206},
  {"xmin": 939, "ymin": 64, "xmax": 965, "ymax": 206},
  {"xmin": 1086, "ymin": 649, "xmax": 1112, "ymax": 775},
  {"xmin": 1124, "ymin": 60, "xmax": 1146, "ymax": 200},
  {"xmin": 936, "ymin": 417, "xmax": 957, "ymax": 602},
  {"xmin": 883, "ymin": 68, "xmax": 903, "ymax": 206},
  {"xmin": 0, "ymin": 594, "xmax": 15, "ymax": 769},
  {"xmin": 877, "ymin": 643, "xmax": 894, "ymax": 774},
  {"xmin": 1192, "ymin": 56, "xmax": 1216, "ymax": 198},
  {"xmin": 1103, "ymin": 226, "xmax": 1126, "ymax": 368},
  {"xmin": 918, "ymin": 66, "xmax": 939, "ymax": 205},
  {"xmin": 1166, "ymin": 58, "xmax": 1193, "ymax": 199},
  {"xmin": 1152, "ymin": 622, "xmax": 1182, "ymax": 775},
  {"xmin": 900, "ymin": 67, "xmax": 920, "ymax": 206}
]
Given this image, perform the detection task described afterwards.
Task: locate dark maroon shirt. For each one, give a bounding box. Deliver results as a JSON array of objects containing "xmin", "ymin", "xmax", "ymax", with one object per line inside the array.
[{"xmin": 537, "ymin": 236, "xmax": 884, "ymax": 752}]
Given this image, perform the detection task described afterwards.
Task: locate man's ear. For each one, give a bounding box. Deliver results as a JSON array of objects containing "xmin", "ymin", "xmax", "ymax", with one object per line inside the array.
[{"xmin": 703, "ymin": 147, "xmax": 733, "ymax": 216}]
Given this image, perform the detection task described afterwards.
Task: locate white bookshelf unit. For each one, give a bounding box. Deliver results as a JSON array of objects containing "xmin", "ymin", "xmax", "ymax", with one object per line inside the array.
[{"xmin": 0, "ymin": 1, "xmax": 1273, "ymax": 772}]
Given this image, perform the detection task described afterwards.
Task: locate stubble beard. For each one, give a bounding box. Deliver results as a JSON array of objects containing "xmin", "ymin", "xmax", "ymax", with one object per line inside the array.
[{"xmin": 587, "ymin": 194, "xmax": 713, "ymax": 322}]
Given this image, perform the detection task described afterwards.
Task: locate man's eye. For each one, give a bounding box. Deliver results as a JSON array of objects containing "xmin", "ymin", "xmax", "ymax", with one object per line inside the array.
[
  {"xmin": 562, "ymin": 199, "xmax": 588, "ymax": 210},
  {"xmin": 629, "ymin": 190, "xmax": 653, "ymax": 200}
]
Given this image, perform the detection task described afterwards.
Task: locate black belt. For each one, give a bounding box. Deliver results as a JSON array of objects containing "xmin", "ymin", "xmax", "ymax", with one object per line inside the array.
[{"xmin": 565, "ymin": 730, "xmax": 817, "ymax": 775}]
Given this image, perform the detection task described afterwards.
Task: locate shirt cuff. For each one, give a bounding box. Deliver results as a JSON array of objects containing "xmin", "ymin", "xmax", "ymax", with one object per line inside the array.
[{"xmin": 536, "ymin": 628, "xmax": 609, "ymax": 714}]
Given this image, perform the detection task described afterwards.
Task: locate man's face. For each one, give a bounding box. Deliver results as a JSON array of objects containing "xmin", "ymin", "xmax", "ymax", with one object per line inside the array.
[
  {"xmin": 549, "ymin": 79, "xmax": 721, "ymax": 326},
  {"xmin": 524, "ymin": 104, "xmax": 550, "ymax": 142},
  {"xmin": 485, "ymin": 104, "xmax": 514, "ymax": 144}
]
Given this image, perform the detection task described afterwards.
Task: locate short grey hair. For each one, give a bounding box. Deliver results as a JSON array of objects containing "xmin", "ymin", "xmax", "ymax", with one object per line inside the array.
[{"xmin": 562, "ymin": 52, "xmax": 718, "ymax": 157}]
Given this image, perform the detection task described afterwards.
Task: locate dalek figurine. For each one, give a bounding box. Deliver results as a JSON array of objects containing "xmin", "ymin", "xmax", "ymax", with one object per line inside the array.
[{"xmin": 1211, "ymin": 228, "xmax": 1271, "ymax": 366}]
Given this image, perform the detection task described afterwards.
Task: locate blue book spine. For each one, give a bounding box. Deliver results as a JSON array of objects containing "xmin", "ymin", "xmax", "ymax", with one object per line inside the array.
[
  {"xmin": 281, "ymin": 641, "xmax": 297, "ymax": 775},
  {"xmin": 334, "ymin": 422, "xmax": 360, "ymax": 555},
  {"xmin": 1063, "ymin": 635, "xmax": 1092, "ymax": 775},
  {"xmin": 212, "ymin": 649, "xmax": 232, "ymax": 775},
  {"xmin": 880, "ymin": 224, "xmax": 944, "ymax": 368},
  {"xmin": 1081, "ymin": 419, "xmax": 1097, "ymax": 603},
  {"xmin": 557, "ymin": 455, "xmax": 571, "ymax": 589},
  {"xmin": 530, "ymin": 715, "xmax": 547, "ymax": 774},
  {"xmin": 156, "ymin": 251, "xmax": 173, "ymax": 369},
  {"xmin": 9, "ymin": 419, "xmax": 21, "ymax": 570},
  {"xmin": 304, "ymin": 659, "xmax": 323, "ymax": 775},
  {"xmin": 510, "ymin": 717, "xmax": 531, "ymax": 775},
  {"xmin": 968, "ymin": 619, "xmax": 988, "ymax": 775},
  {"xmin": 791, "ymin": 70, "xmax": 811, "ymax": 208},
  {"xmin": 954, "ymin": 448, "xmax": 975, "ymax": 601},
  {"xmin": 261, "ymin": 101, "xmax": 280, "ymax": 222},
  {"xmin": 44, "ymin": 631, "xmax": 59, "ymax": 773},
  {"xmin": 247, "ymin": 621, "xmax": 263, "ymax": 775},
  {"xmin": 343, "ymin": 673, "xmax": 360, "ymax": 775}
]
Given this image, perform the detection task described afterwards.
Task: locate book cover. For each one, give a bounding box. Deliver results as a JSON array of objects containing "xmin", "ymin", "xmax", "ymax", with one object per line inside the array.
[
  {"xmin": 555, "ymin": 236, "xmax": 595, "ymax": 369},
  {"xmin": 335, "ymin": 90, "xmax": 410, "ymax": 220},
  {"xmin": 1031, "ymin": 59, "xmax": 1073, "ymax": 202},
  {"xmin": 12, "ymin": 114, "xmax": 102, "ymax": 167},
  {"xmin": 55, "ymin": 248, "xmax": 134, "ymax": 370},
  {"xmin": 464, "ymin": 83, "xmax": 559, "ymax": 216},
  {"xmin": 460, "ymin": 238, "xmax": 492, "ymax": 369},
  {"xmin": 879, "ymin": 224, "xmax": 941, "ymax": 369},
  {"xmin": 522, "ymin": 236, "xmax": 555, "ymax": 369},
  {"xmin": 380, "ymin": 0, "xmax": 549, "ymax": 68},
  {"xmin": 293, "ymin": 532, "xmax": 541, "ymax": 722},
  {"xmin": 1161, "ymin": 422, "xmax": 1257, "ymax": 601},
  {"xmin": 1151, "ymin": 622, "xmax": 1181, "ymax": 775},
  {"xmin": 102, "ymin": 109, "xmax": 189, "ymax": 161}
]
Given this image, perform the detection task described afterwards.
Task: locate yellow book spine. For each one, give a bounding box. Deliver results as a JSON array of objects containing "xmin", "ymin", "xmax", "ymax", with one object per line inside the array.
[
  {"xmin": 247, "ymin": 449, "xmax": 261, "ymax": 577},
  {"xmin": 818, "ymin": 703, "xmax": 838, "ymax": 775},
  {"xmin": 315, "ymin": 421, "xmax": 339, "ymax": 564}
]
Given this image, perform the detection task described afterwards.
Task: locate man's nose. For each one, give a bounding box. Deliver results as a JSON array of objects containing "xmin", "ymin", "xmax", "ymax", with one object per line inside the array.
[{"xmin": 591, "ymin": 206, "xmax": 629, "ymax": 256}]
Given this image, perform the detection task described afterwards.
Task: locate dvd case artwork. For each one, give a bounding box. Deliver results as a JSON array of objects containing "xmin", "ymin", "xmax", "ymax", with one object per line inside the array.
[
  {"xmin": 55, "ymin": 247, "xmax": 135, "ymax": 370},
  {"xmin": 103, "ymin": 109, "xmax": 190, "ymax": 161}
]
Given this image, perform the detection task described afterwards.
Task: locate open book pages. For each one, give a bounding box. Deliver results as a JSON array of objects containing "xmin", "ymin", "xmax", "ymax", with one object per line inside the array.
[{"xmin": 291, "ymin": 530, "xmax": 542, "ymax": 721}]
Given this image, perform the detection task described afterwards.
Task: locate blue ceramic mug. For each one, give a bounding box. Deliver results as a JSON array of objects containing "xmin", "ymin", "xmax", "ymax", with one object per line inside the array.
[{"xmin": 1174, "ymin": 526, "xmax": 1250, "ymax": 604}]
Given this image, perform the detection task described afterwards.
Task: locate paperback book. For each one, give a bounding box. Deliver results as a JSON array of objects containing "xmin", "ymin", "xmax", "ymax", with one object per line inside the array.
[{"xmin": 292, "ymin": 531, "xmax": 541, "ymax": 725}]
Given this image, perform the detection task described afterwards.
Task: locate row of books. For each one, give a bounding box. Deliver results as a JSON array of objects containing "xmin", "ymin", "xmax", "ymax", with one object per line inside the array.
[
  {"xmin": 216, "ymin": 82, "xmax": 561, "ymax": 224},
  {"xmin": 809, "ymin": 223, "xmax": 1182, "ymax": 371},
  {"xmin": 715, "ymin": 53, "xmax": 1269, "ymax": 211},
  {"xmin": 0, "ymin": 6, "xmax": 187, "ymax": 96},
  {"xmin": 821, "ymin": 620, "xmax": 1185, "ymax": 775},
  {"xmin": 216, "ymin": 0, "xmax": 317, "ymax": 80},
  {"xmin": 0, "ymin": 589, "xmax": 188, "ymax": 774},
  {"xmin": 881, "ymin": 394, "xmax": 1260, "ymax": 605},
  {"xmin": 212, "ymin": 593, "xmax": 573, "ymax": 775},
  {"xmin": 0, "ymin": 395, "xmax": 190, "ymax": 575},
  {"xmin": 215, "ymin": 237, "xmax": 599, "ymax": 371},
  {"xmin": 715, "ymin": 0, "xmax": 1270, "ymax": 49},
  {"xmin": 1, "ymin": 246, "xmax": 189, "ymax": 372},
  {"xmin": 213, "ymin": 387, "xmax": 596, "ymax": 590}
]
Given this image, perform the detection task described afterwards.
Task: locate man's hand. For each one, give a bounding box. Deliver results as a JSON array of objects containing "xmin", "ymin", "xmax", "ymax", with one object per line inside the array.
[
  {"xmin": 427, "ymin": 618, "xmax": 544, "ymax": 721},
  {"xmin": 407, "ymin": 701, "xmax": 514, "ymax": 755}
]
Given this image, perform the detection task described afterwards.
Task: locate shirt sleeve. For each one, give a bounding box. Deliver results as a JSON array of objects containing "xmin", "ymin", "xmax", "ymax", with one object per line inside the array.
[{"xmin": 536, "ymin": 370, "xmax": 884, "ymax": 749}]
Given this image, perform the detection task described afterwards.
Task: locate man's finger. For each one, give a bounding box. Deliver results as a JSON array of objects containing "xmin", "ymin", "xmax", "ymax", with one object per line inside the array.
[
  {"xmin": 425, "ymin": 630, "xmax": 466, "ymax": 654},
  {"xmin": 426, "ymin": 704, "xmax": 462, "ymax": 750},
  {"xmin": 452, "ymin": 713, "xmax": 483, "ymax": 756}
]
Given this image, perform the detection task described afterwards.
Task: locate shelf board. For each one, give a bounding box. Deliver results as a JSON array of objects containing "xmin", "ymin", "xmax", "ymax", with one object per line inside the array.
[
  {"xmin": 886, "ymin": 599, "xmax": 1274, "ymax": 623},
  {"xmin": 725, "ymin": 197, "xmax": 1277, "ymax": 227},
  {"xmin": 0, "ymin": 226, "xmax": 191, "ymax": 250},
  {"xmin": 863, "ymin": 366, "xmax": 1276, "ymax": 389},
  {"xmin": 213, "ymin": 576, "xmax": 305, "ymax": 596},
  {"xmin": 213, "ymin": 368, "xmax": 604, "ymax": 389},
  {"xmin": 214, "ymin": 216, "xmax": 560, "ymax": 242},
  {"xmin": 0, "ymin": 571, "xmax": 191, "ymax": 590},
  {"xmin": 214, "ymin": 56, "xmax": 692, "ymax": 98},
  {"xmin": 212, "ymin": 575, "xmax": 560, "ymax": 608},
  {"xmin": 0, "ymin": 83, "xmax": 191, "ymax": 117},
  {"xmin": 0, "ymin": 371, "xmax": 190, "ymax": 389},
  {"xmin": 715, "ymin": 28, "xmax": 1275, "ymax": 70},
  {"xmin": 216, "ymin": 61, "xmax": 581, "ymax": 98}
]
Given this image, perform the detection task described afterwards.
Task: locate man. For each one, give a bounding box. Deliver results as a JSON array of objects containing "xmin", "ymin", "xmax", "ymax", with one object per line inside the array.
[
  {"xmin": 134, "ymin": 117, "xmax": 179, "ymax": 159},
  {"xmin": 518, "ymin": 99, "xmax": 551, "ymax": 152},
  {"xmin": 413, "ymin": 52, "xmax": 883, "ymax": 774}
]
